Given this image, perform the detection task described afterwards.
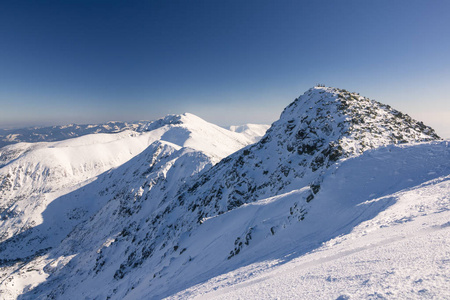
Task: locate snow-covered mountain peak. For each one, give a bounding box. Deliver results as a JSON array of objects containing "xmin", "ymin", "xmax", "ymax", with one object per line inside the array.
[
  {"xmin": 144, "ymin": 112, "xmax": 210, "ymax": 131},
  {"xmin": 142, "ymin": 112, "xmax": 259, "ymax": 162},
  {"xmin": 173, "ymin": 87, "xmax": 442, "ymax": 217},
  {"xmin": 90, "ymin": 87, "xmax": 443, "ymax": 289},
  {"xmin": 272, "ymin": 86, "xmax": 440, "ymax": 165},
  {"xmin": 60, "ymin": 87, "xmax": 443, "ymax": 300},
  {"xmin": 281, "ymin": 86, "xmax": 439, "ymax": 144},
  {"xmin": 1, "ymin": 87, "xmax": 447, "ymax": 300}
]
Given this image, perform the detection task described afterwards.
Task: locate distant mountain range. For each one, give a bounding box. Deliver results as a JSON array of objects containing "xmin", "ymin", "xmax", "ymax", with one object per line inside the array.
[
  {"xmin": 0, "ymin": 121, "xmax": 151, "ymax": 149},
  {"xmin": 0, "ymin": 87, "xmax": 448, "ymax": 299}
]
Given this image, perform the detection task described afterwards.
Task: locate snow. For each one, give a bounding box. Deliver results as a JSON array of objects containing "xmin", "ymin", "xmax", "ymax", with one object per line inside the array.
[
  {"xmin": 148, "ymin": 113, "xmax": 261, "ymax": 162},
  {"xmin": 228, "ymin": 124, "xmax": 271, "ymax": 143},
  {"xmin": 167, "ymin": 142, "xmax": 450, "ymax": 299},
  {"xmin": 0, "ymin": 113, "xmax": 262, "ymax": 299},
  {"xmin": 0, "ymin": 87, "xmax": 448, "ymax": 299},
  {"xmin": 0, "ymin": 121, "xmax": 150, "ymax": 148},
  {"xmin": 181, "ymin": 176, "xmax": 450, "ymax": 299}
]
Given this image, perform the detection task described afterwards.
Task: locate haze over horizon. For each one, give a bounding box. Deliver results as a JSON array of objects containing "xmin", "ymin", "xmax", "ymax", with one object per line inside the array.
[{"xmin": 1, "ymin": 0, "xmax": 449, "ymax": 137}]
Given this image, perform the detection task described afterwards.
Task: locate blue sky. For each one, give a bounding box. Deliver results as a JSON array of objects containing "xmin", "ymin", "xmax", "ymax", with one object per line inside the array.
[{"xmin": 1, "ymin": 0, "xmax": 449, "ymax": 137}]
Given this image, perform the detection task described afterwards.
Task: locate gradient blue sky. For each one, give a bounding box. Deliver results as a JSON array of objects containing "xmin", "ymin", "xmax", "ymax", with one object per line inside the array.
[{"xmin": 1, "ymin": 0, "xmax": 449, "ymax": 137}]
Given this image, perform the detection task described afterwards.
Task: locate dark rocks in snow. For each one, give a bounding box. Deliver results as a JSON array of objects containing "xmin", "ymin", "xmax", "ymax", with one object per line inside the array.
[{"xmin": 228, "ymin": 227, "xmax": 254, "ymax": 259}]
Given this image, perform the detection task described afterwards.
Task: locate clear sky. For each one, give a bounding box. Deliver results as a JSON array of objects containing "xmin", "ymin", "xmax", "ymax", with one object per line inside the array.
[{"xmin": 1, "ymin": 0, "xmax": 449, "ymax": 137}]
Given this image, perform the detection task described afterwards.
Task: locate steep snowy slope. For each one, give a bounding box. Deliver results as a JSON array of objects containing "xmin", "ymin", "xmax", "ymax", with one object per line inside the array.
[
  {"xmin": 0, "ymin": 130, "xmax": 154, "ymax": 257},
  {"xmin": 1, "ymin": 140, "xmax": 214, "ymax": 299},
  {"xmin": 19, "ymin": 143, "xmax": 448, "ymax": 300},
  {"xmin": 9, "ymin": 86, "xmax": 446, "ymax": 300},
  {"xmin": 171, "ymin": 148, "xmax": 450, "ymax": 299},
  {"xmin": 139, "ymin": 113, "xmax": 260, "ymax": 163},
  {"xmin": 0, "ymin": 113, "xmax": 258, "ymax": 298}
]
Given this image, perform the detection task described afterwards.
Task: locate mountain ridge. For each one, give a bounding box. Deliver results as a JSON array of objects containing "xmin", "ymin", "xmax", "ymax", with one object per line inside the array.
[
  {"xmin": 0, "ymin": 114, "xmax": 270, "ymax": 152},
  {"xmin": 0, "ymin": 113, "xmax": 261, "ymax": 266},
  {"xmin": 0, "ymin": 87, "xmax": 447, "ymax": 300},
  {"xmin": 0, "ymin": 121, "xmax": 150, "ymax": 149}
]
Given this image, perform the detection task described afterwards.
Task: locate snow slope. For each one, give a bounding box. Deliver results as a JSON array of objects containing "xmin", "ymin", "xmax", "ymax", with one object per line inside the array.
[
  {"xmin": 0, "ymin": 130, "xmax": 154, "ymax": 259},
  {"xmin": 178, "ymin": 173, "xmax": 450, "ymax": 299},
  {"xmin": 159, "ymin": 141, "xmax": 450, "ymax": 299},
  {"xmin": 0, "ymin": 113, "xmax": 259, "ymax": 299},
  {"xmin": 139, "ymin": 113, "xmax": 261, "ymax": 163},
  {"xmin": 20, "ymin": 141, "xmax": 448, "ymax": 300},
  {"xmin": 0, "ymin": 87, "xmax": 447, "ymax": 299}
]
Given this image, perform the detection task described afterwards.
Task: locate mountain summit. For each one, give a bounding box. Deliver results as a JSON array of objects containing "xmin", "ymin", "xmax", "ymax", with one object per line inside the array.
[
  {"xmin": 177, "ymin": 86, "xmax": 441, "ymax": 216},
  {"xmin": 280, "ymin": 86, "xmax": 439, "ymax": 156}
]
